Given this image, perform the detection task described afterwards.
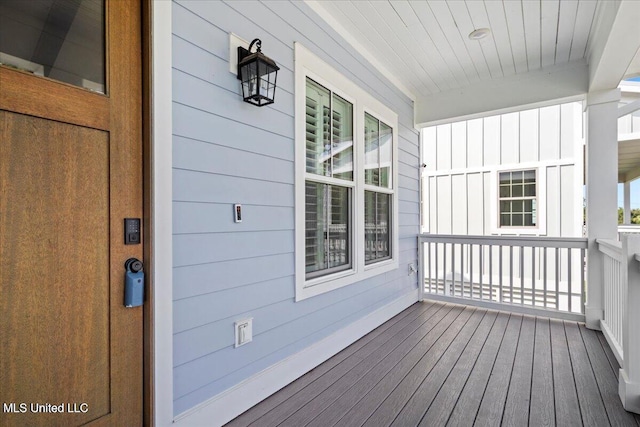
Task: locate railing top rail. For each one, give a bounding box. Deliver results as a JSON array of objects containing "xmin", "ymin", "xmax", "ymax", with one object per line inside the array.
[
  {"xmin": 597, "ymin": 238, "xmax": 623, "ymax": 260},
  {"xmin": 419, "ymin": 233, "xmax": 588, "ymax": 248}
]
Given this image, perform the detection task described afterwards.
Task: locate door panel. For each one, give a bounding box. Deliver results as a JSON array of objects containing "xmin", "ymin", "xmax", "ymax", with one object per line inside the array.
[
  {"xmin": 0, "ymin": 0, "xmax": 143, "ymax": 426},
  {"xmin": 0, "ymin": 112, "xmax": 111, "ymax": 426}
]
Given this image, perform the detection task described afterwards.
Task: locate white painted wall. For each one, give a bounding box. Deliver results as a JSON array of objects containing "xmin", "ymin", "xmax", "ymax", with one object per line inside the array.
[{"xmin": 422, "ymin": 102, "xmax": 584, "ymax": 238}]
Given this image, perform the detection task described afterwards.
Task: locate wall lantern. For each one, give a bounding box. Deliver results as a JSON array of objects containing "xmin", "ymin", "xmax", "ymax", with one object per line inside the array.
[{"xmin": 237, "ymin": 38, "xmax": 279, "ymax": 107}]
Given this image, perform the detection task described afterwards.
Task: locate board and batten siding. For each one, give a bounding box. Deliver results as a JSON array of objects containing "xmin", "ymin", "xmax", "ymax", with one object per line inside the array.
[
  {"xmin": 422, "ymin": 102, "xmax": 584, "ymax": 237},
  {"xmin": 171, "ymin": 0, "xmax": 419, "ymax": 417}
]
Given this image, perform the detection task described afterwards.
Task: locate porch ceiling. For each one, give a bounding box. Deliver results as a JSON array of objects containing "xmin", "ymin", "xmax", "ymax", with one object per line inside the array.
[
  {"xmin": 307, "ymin": 0, "xmax": 640, "ymax": 127},
  {"xmin": 619, "ymin": 134, "xmax": 640, "ymax": 183}
]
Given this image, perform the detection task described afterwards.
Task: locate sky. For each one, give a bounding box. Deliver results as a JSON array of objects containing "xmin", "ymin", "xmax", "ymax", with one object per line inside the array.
[{"xmin": 617, "ymin": 181, "xmax": 640, "ymax": 209}]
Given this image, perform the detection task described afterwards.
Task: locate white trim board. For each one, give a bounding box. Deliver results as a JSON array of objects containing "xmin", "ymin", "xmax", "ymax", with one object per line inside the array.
[
  {"xmin": 172, "ymin": 290, "xmax": 419, "ymax": 426},
  {"xmin": 152, "ymin": 0, "xmax": 174, "ymax": 425}
]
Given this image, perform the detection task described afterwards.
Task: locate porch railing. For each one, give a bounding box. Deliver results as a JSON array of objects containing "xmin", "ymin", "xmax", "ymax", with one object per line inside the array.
[
  {"xmin": 418, "ymin": 234, "xmax": 587, "ymax": 319},
  {"xmin": 598, "ymin": 239, "xmax": 625, "ymax": 362},
  {"xmin": 599, "ymin": 234, "xmax": 640, "ymax": 413}
]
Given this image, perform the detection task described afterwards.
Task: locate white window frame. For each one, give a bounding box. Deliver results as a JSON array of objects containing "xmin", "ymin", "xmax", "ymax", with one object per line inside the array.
[
  {"xmin": 490, "ymin": 166, "xmax": 547, "ymax": 235},
  {"xmin": 294, "ymin": 43, "xmax": 399, "ymax": 301}
]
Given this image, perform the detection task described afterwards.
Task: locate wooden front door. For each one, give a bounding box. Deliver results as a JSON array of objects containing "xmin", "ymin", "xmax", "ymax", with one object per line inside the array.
[{"xmin": 0, "ymin": 1, "xmax": 143, "ymax": 426}]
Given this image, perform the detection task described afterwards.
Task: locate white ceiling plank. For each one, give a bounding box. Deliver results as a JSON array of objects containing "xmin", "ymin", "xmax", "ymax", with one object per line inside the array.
[
  {"xmin": 522, "ymin": 0, "xmax": 541, "ymax": 71},
  {"xmin": 415, "ymin": 60, "xmax": 589, "ymax": 127},
  {"xmin": 555, "ymin": 0, "xmax": 579, "ymax": 64},
  {"xmin": 483, "ymin": 0, "xmax": 516, "ymax": 77},
  {"xmin": 410, "ymin": 0, "xmax": 471, "ymax": 87},
  {"xmin": 372, "ymin": 1, "xmax": 441, "ymax": 94},
  {"xmin": 541, "ymin": 0, "xmax": 560, "ymax": 68},
  {"xmin": 570, "ymin": 0, "xmax": 598, "ymax": 61},
  {"xmin": 388, "ymin": 1, "xmax": 421, "ymax": 28},
  {"xmin": 428, "ymin": 1, "xmax": 481, "ymax": 83},
  {"xmin": 464, "ymin": 0, "xmax": 503, "ymax": 79},
  {"xmin": 589, "ymin": 0, "xmax": 640, "ymax": 91},
  {"xmin": 327, "ymin": 1, "xmax": 423, "ymax": 96},
  {"xmin": 502, "ymin": 0, "xmax": 528, "ymax": 73},
  {"xmin": 350, "ymin": 1, "xmax": 434, "ymax": 95},
  {"xmin": 446, "ymin": 0, "xmax": 492, "ymax": 80},
  {"xmin": 403, "ymin": 11, "xmax": 458, "ymax": 91}
]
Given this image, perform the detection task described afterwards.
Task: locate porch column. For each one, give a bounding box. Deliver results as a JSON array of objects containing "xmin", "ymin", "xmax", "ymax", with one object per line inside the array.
[
  {"xmin": 624, "ymin": 181, "xmax": 631, "ymax": 224},
  {"xmin": 585, "ymin": 89, "xmax": 620, "ymax": 330}
]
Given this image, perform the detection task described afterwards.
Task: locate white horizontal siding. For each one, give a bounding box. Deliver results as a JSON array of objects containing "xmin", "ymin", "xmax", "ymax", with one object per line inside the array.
[{"xmin": 171, "ymin": 0, "xmax": 419, "ymax": 416}]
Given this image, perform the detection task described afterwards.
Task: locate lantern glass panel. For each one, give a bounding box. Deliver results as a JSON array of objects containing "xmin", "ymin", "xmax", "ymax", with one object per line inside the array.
[{"xmin": 241, "ymin": 60, "xmax": 258, "ymax": 100}]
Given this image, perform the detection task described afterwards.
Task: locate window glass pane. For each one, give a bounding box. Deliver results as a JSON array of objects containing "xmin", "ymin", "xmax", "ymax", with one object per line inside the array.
[
  {"xmin": 305, "ymin": 181, "xmax": 351, "ymax": 276},
  {"xmin": 524, "ymin": 183, "xmax": 536, "ymax": 197},
  {"xmin": 498, "ymin": 169, "xmax": 537, "ymax": 227},
  {"xmin": 376, "ymin": 193, "xmax": 390, "ymax": 259},
  {"xmin": 524, "ymin": 214, "xmax": 534, "ymax": 226},
  {"xmin": 0, "ymin": 0, "xmax": 105, "ymax": 93},
  {"xmin": 524, "ymin": 170, "xmax": 536, "ymax": 183},
  {"xmin": 364, "ymin": 191, "xmax": 376, "ymax": 263},
  {"xmin": 365, "ymin": 191, "xmax": 391, "ymax": 264},
  {"xmin": 512, "ymin": 171, "xmax": 524, "ymax": 184},
  {"xmin": 512, "ymin": 184, "xmax": 523, "ymax": 198},
  {"xmin": 512, "ymin": 213, "xmax": 524, "ymax": 226},
  {"xmin": 532, "ymin": 199, "xmax": 537, "ymax": 224},
  {"xmin": 524, "ymin": 199, "xmax": 533, "ymax": 212},
  {"xmin": 379, "ymin": 122, "xmax": 392, "ymax": 188},
  {"xmin": 364, "ymin": 113, "xmax": 379, "ymax": 186},
  {"xmin": 305, "ymin": 79, "xmax": 331, "ymax": 176},
  {"xmin": 499, "ymin": 172, "xmax": 511, "ymax": 184},
  {"xmin": 512, "ymin": 200, "xmax": 523, "ymax": 213},
  {"xmin": 328, "ymin": 186, "xmax": 350, "ymax": 268},
  {"xmin": 331, "ymin": 93, "xmax": 353, "ymax": 181},
  {"xmin": 305, "ymin": 78, "xmax": 353, "ymax": 181}
]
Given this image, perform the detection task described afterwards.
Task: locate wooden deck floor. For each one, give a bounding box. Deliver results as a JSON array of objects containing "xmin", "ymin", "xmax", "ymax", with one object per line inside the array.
[{"xmin": 227, "ymin": 300, "xmax": 640, "ymax": 427}]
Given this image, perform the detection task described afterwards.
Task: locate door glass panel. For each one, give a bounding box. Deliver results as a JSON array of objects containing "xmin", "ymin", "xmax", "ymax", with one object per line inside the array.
[{"xmin": 0, "ymin": 0, "xmax": 105, "ymax": 93}]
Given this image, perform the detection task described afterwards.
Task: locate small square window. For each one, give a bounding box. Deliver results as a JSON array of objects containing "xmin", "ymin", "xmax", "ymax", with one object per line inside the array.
[{"xmin": 498, "ymin": 169, "xmax": 537, "ymax": 228}]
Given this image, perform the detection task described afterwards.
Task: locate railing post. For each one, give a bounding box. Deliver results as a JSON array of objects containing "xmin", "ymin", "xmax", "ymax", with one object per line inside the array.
[
  {"xmin": 620, "ymin": 234, "xmax": 640, "ymax": 413},
  {"xmin": 418, "ymin": 236, "xmax": 424, "ymax": 302}
]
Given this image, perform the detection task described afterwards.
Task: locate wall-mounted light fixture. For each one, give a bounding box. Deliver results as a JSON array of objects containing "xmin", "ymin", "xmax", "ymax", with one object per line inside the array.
[{"xmin": 237, "ymin": 38, "xmax": 279, "ymax": 107}]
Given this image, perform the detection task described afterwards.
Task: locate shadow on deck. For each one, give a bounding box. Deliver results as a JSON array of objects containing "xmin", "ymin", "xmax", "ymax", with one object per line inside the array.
[{"xmin": 227, "ymin": 300, "xmax": 640, "ymax": 427}]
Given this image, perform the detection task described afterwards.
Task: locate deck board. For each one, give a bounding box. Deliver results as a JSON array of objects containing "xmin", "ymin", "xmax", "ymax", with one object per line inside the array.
[
  {"xmin": 530, "ymin": 317, "xmax": 556, "ymax": 426},
  {"xmin": 550, "ymin": 318, "xmax": 582, "ymax": 426},
  {"xmin": 579, "ymin": 324, "xmax": 638, "ymax": 426},
  {"xmin": 473, "ymin": 313, "xmax": 523, "ymax": 427},
  {"xmin": 226, "ymin": 301, "xmax": 639, "ymax": 427},
  {"xmin": 502, "ymin": 314, "xmax": 535, "ymax": 426},
  {"xmin": 565, "ymin": 321, "xmax": 610, "ymax": 426},
  {"xmin": 417, "ymin": 310, "xmax": 499, "ymax": 426},
  {"xmin": 445, "ymin": 311, "xmax": 510, "ymax": 426}
]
